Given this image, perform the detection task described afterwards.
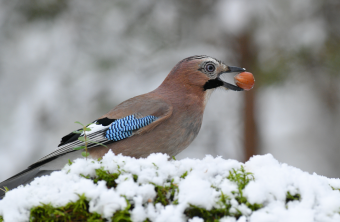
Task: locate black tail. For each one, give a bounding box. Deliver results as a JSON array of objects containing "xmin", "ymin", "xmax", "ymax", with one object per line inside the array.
[
  {"xmin": 0, "ymin": 151, "xmax": 81, "ymax": 199},
  {"xmin": 0, "ymin": 168, "xmax": 55, "ymax": 199}
]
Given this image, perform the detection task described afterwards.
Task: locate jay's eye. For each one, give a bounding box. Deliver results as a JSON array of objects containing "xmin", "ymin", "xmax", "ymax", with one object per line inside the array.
[{"xmin": 205, "ymin": 63, "xmax": 215, "ymax": 72}]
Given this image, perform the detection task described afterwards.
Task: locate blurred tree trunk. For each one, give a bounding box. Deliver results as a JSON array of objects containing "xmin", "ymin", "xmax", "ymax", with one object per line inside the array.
[{"xmin": 235, "ymin": 32, "xmax": 258, "ymax": 161}]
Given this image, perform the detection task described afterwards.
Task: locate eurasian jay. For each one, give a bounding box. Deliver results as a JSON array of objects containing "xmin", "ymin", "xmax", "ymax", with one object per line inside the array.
[{"xmin": 0, "ymin": 55, "xmax": 246, "ymax": 198}]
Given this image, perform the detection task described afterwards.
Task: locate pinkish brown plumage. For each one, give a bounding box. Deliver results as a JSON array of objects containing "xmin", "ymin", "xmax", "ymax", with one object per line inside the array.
[{"xmin": 0, "ymin": 55, "xmax": 249, "ymax": 197}]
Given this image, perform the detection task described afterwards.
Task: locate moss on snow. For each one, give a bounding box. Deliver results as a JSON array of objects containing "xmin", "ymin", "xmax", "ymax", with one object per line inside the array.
[{"xmin": 26, "ymin": 163, "xmax": 266, "ymax": 221}]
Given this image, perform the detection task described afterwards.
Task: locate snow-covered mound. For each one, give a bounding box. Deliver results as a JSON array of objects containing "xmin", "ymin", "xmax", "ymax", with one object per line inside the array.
[{"xmin": 0, "ymin": 151, "xmax": 340, "ymax": 222}]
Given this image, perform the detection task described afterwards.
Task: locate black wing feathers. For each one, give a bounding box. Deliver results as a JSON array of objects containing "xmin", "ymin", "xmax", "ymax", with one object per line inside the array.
[
  {"xmin": 96, "ymin": 117, "xmax": 116, "ymax": 126},
  {"xmin": 58, "ymin": 128, "xmax": 82, "ymax": 147},
  {"xmin": 58, "ymin": 118, "xmax": 116, "ymax": 147}
]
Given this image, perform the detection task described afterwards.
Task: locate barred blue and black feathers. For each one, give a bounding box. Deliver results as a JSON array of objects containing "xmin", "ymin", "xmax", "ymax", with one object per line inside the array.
[{"xmin": 106, "ymin": 115, "xmax": 157, "ymax": 141}]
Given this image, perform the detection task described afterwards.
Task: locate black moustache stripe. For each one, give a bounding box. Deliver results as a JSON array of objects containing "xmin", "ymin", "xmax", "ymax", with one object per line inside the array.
[{"xmin": 203, "ymin": 79, "xmax": 223, "ymax": 91}]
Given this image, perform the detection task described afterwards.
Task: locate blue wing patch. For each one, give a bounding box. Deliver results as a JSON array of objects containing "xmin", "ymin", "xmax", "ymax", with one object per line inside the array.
[{"xmin": 105, "ymin": 115, "xmax": 157, "ymax": 141}]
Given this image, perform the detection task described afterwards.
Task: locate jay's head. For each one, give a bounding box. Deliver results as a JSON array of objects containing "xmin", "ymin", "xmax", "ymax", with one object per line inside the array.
[{"xmin": 162, "ymin": 55, "xmax": 245, "ymax": 93}]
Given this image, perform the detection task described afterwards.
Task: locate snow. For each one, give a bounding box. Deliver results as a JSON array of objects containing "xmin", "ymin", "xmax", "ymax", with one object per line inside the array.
[{"xmin": 1, "ymin": 152, "xmax": 340, "ymax": 222}]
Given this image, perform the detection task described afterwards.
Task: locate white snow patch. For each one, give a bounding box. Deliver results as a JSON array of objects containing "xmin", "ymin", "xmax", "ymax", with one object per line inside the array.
[{"xmin": 0, "ymin": 152, "xmax": 340, "ymax": 222}]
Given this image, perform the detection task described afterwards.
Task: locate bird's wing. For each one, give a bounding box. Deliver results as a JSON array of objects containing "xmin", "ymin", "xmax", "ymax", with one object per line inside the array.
[{"xmin": 30, "ymin": 95, "xmax": 172, "ymax": 168}]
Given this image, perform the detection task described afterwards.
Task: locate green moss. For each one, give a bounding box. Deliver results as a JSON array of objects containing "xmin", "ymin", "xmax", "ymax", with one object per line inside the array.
[
  {"xmin": 227, "ymin": 166, "xmax": 254, "ymax": 191},
  {"xmin": 180, "ymin": 171, "xmax": 188, "ymax": 179},
  {"xmin": 185, "ymin": 166, "xmax": 263, "ymax": 221},
  {"xmin": 29, "ymin": 193, "xmax": 134, "ymax": 221},
  {"xmin": 184, "ymin": 192, "xmax": 234, "ymax": 220},
  {"xmin": 151, "ymin": 179, "xmax": 179, "ymax": 206},
  {"xmin": 227, "ymin": 166, "xmax": 262, "ymax": 210},
  {"xmin": 133, "ymin": 174, "xmax": 138, "ymax": 183},
  {"xmin": 24, "ymin": 165, "xmax": 262, "ymax": 221},
  {"xmin": 90, "ymin": 168, "xmax": 138, "ymax": 189},
  {"xmin": 185, "ymin": 204, "xmax": 230, "ymax": 222},
  {"xmin": 185, "ymin": 192, "xmax": 260, "ymax": 221},
  {"xmin": 331, "ymin": 186, "xmax": 340, "ymax": 191},
  {"xmin": 93, "ymin": 168, "xmax": 122, "ymax": 188},
  {"xmin": 111, "ymin": 197, "xmax": 132, "ymax": 222},
  {"xmin": 111, "ymin": 210, "xmax": 132, "ymax": 222},
  {"xmin": 152, "ymin": 163, "xmax": 159, "ymax": 170},
  {"xmin": 29, "ymin": 194, "xmax": 104, "ymax": 222},
  {"xmin": 286, "ymin": 191, "xmax": 301, "ymax": 204}
]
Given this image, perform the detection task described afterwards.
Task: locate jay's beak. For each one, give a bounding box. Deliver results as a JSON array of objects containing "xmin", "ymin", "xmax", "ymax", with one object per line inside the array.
[
  {"xmin": 218, "ymin": 66, "xmax": 246, "ymax": 91},
  {"xmin": 227, "ymin": 66, "xmax": 246, "ymax": 73}
]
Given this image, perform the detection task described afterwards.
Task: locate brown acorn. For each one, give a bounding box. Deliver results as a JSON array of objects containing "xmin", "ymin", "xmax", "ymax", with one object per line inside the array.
[{"xmin": 234, "ymin": 72, "xmax": 255, "ymax": 91}]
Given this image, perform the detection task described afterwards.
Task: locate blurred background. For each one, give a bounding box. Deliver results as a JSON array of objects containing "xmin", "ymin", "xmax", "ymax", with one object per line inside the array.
[{"xmin": 0, "ymin": 0, "xmax": 339, "ymax": 181}]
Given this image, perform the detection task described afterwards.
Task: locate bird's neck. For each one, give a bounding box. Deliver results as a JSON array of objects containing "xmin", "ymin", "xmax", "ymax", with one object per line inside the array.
[{"xmin": 153, "ymin": 80, "xmax": 213, "ymax": 118}]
